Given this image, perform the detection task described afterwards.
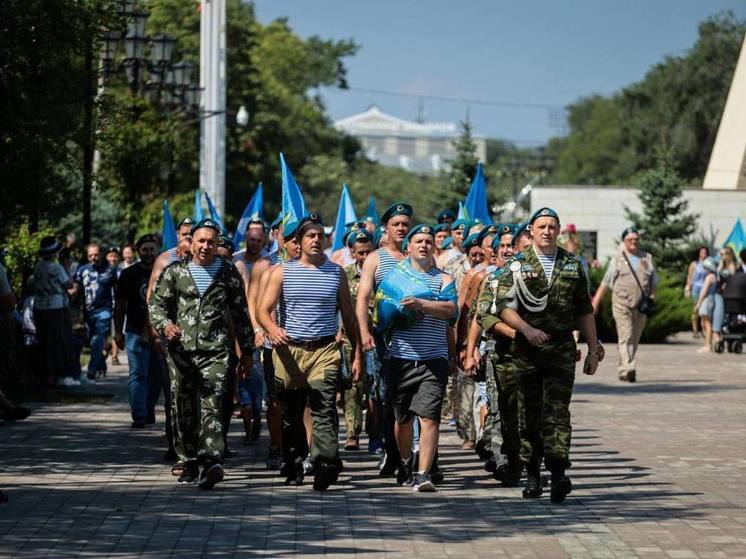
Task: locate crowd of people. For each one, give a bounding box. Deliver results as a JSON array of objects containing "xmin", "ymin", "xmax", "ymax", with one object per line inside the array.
[{"xmin": 3, "ymin": 200, "xmax": 742, "ymax": 504}]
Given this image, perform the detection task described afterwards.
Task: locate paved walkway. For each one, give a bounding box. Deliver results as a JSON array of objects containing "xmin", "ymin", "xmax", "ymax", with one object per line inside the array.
[{"xmin": 1, "ymin": 336, "xmax": 746, "ymax": 558}]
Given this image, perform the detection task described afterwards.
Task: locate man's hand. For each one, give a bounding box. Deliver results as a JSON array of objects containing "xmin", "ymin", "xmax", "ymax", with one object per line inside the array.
[
  {"xmin": 237, "ymin": 353, "xmax": 253, "ymax": 378},
  {"xmin": 463, "ymin": 356, "xmax": 477, "ymax": 377},
  {"xmin": 521, "ymin": 325, "xmax": 550, "ymax": 346},
  {"xmin": 361, "ymin": 331, "xmax": 376, "ymax": 352},
  {"xmin": 164, "ymin": 323, "xmax": 182, "ymax": 342},
  {"xmin": 114, "ymin": 332, "xmax": 125, "ymax": 351},
  {"xmin": 592, "ymin": 343, "xmax": 605, "ymax": 362},
  {"xmin": 351, "ymin": 355, "xmax": 364, "ymax": 383},
  {"xmin": 583, "ymin": 353, "xmax": 599, "ymax": 375},
  {"xmin": 254, "ymin": 329, "xmax": 266, "ymax": 348},
  {"xmin": 401, "ymin": 296, "xmax": 423, "ymax": 312},
  {"xmin": 269, "ymin": 327, "xmax": 290, "ymax": 347}
]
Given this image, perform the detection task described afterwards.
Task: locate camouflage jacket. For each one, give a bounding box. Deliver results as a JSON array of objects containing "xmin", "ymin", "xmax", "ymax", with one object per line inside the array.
[
  {"xmin": 149, "ymin": 257, "xmax": 254, "ymax": 354},
  {"xmin": 476, "ymin": 246, "xmax": 592, "ymax": 350}
]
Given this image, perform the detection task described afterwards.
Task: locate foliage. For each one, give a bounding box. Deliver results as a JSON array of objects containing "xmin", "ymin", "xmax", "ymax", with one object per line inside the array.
[
  {"xmin": 2, "ymin": 224, "xmax": 56, "ymax": 296},
  {"xmin": 548, "ymin": 12, "xmax": 746, "ymax": 186},
  {"xmin": 136, "ymin": 191, "xmax": 195, "ymax": 240},
  {"xmin": 589, "ymin": 265, "xmax": 691, "ymax": 343},
  {"xmin": 444, "ymin": 120, "xmax": 479, "ymax": 207},
  {"xmin": 625, "ymin": 163, "xmax": 698, "ymax": 280}
]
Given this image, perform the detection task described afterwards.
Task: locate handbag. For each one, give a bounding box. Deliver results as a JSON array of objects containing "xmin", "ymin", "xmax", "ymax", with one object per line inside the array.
[{"xmin": 622, "ymin": 252, "xmax": 655, "ymax": 316}]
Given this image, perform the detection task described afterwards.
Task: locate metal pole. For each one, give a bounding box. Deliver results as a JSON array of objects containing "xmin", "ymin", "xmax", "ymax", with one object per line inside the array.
[{"xmin": 199, "ymin": 0, "xmax": 227, "ymax": 215}]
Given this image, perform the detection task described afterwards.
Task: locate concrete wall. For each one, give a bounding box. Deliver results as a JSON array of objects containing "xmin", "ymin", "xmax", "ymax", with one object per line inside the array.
[{"xmin": 531, "ymin": 186, "xmax": 746, "ymax": 261}]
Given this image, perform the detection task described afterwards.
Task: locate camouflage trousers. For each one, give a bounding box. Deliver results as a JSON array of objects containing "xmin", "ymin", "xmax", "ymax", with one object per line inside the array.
[
  {"xmin": 456, "ymin": 372, "xmax": 476, "ymax": 442},
  {"xmin": 342, "ymin": 346, "xmax": 365, "ymax": 439},
  {"xmin": 491, "ymin": 351, "xmax": 521, "ymax": 464},
  {"xmin": 514, "ymin": 339, "xmax": 576, "ymax": 472},
  {"xmin": 167, "ymin": 349, "xmax": 230, "ymax": 465}
]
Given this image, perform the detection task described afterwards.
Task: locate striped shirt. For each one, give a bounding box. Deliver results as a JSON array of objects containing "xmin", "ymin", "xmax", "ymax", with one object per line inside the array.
[
  {"xmin": 535, "ymin": 249, "xmax": 557, "ymax": 282},
  {"xmin": 166, "ymin": 247, "xmax": 180, "ymax": 264},
  {"xmin": 388, "ymin": 266, "xmax": 449, "ymax": 361},
  {"xmin": 278, "ymin": 259, "xmax": 341, "ymax": 341},
  {"xmin": 187, "ymin": 261, "xmax": 223, "ymax": 296},
  {"xmin": 374, "ymin": 248, "xmax": 402, "ymax": 289}
]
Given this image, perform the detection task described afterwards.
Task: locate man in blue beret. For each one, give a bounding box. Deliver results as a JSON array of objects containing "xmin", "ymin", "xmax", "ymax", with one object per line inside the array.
[
  {"xmin": 382, "ymin": 224, "xmax": 457, "ymax": 492},
  {"xmin": 477, "ymin": 206, "xmax": 603, "ymax": 503},
  {"xmin": 433, "ymin": 224, "xmax": 452, "ymax": 261},
  {"xmin": 356, "ymin": 202, "xmax": 413, "ymax": 476},
  {"xmin": 436, "ymin": 218, "xmax": 467, "ymax": 270},
  {"xmin": 436, "ymin": 209, "xmax": 456, "ymax": 226},
  {"xmin": 149, "ymin": 218, "xmax": 255, "ymax": 489}
]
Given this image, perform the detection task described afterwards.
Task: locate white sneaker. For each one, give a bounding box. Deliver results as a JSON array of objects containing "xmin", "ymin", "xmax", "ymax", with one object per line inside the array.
[
  {"xmin": 79, "ymin": 376, "xmax": 95, "ymax": 386},
  {"xmin": 58, "ymin": 377, "xmax": 81, "ymax": 387}
]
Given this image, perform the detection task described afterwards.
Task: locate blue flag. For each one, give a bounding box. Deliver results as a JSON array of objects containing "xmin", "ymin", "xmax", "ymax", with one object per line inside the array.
[
  {"xmin": 457, "ymin": 201, "xmax": 469, "ymax": 220},
  {"xmin": 193, "ymin": 189, "xmax": 204, "ymax": 222},
  {"xmin": 723, "ymin": 218, "xmax": 746, "ymax": 254},
  {"xmin": 203, "ymin": 191, "xmax": 225, "ymax": 229},
  {"xmin": 162, "ymin": 200, "xmax": 178, "ymax": 251},
  {"xmin": 464, "ymin": 162, "xmax": 491, "ymax": 224},
  {"xmin": 280, "ymin": 153, "xmax": 307, "ymax": 225},
  {"xmin": 232, "ymin": 184, "xmax": 264, "ymax": 252},
  {"xmin": 331, "ymin": 185, "xmax": 358, "ymax": 252},
  {"xmin": 365, "ymin": 194, "xmax": 379, "ymax": 225}
]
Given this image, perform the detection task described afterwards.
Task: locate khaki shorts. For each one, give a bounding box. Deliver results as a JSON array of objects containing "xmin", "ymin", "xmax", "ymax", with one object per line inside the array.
[{"xmin": 272, "ymin": 341, "xmax": 341, "ymax": 390}]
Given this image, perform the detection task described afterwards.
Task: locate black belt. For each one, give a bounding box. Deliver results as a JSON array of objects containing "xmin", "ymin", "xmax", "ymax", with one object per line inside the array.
[{"xmin": 287, "ymin": 335, "xmax": 337, "ymax": 351}]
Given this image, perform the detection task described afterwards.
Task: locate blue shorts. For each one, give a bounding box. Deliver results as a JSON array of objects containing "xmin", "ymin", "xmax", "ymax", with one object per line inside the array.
[{"xmin": 238, "ymin": 350, "xmax": 264, "ymax": 413}]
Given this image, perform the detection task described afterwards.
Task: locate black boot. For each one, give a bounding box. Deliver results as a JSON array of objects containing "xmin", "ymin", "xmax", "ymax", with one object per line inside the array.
[
  {"xmin": 550, "ymin": 469, "xmax": 572, "ymax": 504},
  {"xmin": 430, "ymin": 452, "xmax": 444, "ymax": 484},
  {"xmin": 396, "ymin": 454, "xmax": 413, "ymax": 486},
  {"xmin": 313, "ymin": 458, "xmax": 341, "ymax": 491},
  {"xmin": 281, "ymin": 457, "xmax": 304, "ymax": 486},
  {"xmin": 378, "ymin": 450, "xmax": 398, "ymax": 477},
  {"xmin": 178, "ymin": 461, "xmax": 199, "ymax": 484},
  {"xmin": 522, "ymin": 464, "xmax": 543, "ymax": 498}
]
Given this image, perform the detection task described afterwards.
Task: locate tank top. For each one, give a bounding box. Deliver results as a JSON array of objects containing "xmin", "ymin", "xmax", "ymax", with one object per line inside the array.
[
  {"xmin": 388, "ymin": 266, "xmax": 448, "ymax": 361},
  {"xmin": 166, "ymin": 247, "xmax": 180, "ymax": 264},
  {"xmin": 374, "ymin": 248, "xmax": 402, "ymax": 289},
  {"xmin": 692, "ymin": 261, "xmax": 708, "ymax": 295},
  {"xmin": 278, "ymin": 259, "xmax": 340, "ymax": 341}
]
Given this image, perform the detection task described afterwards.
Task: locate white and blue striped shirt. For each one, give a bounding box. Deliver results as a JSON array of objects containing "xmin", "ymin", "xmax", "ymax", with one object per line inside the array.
[
  {"xmin": 187, "ymin": 261, "xmax": 223, "ymax": 296},
  {"xmin": 388, "ymin": 267, "xmax": 449, "ymax": 361},
  {"xmin": 278, "ymin": 259, "xmax": 340, "ymax": 341},
  {"xmin": 536, "ymin": 249, "xmax": 557, "ymax": 282},
  {"xmin": 375, "ymin": 248, "xmax": 401, "ymax": 289}
]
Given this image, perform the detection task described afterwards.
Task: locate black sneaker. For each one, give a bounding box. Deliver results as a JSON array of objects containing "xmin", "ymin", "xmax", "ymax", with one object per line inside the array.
[
  {"xmin": 494, "ymin": 461, "xmax": 523, "ymax": 487},
  {"xmin": 396, "ymin": 455, "xmax": 413, "ymax": 486},
  {"xmin": 550, "ymin": 475, "xmax": 572, "ymax": 504},
  {"xmin": 313, "ymin": 460, "xmax": 340, "ymax": 491},
  {"xmin": 378, "ymin": 451, "xmax": 398, "ymax": 477},
  {"xmin": 266, "ymin": 447, "xmax": 283, "ymax": 470},
  {"xmin": 412, "ymin": 472, "xmax": 436, "ymax": 492},
  {"xmin": 281, "ymin": 457, "xmax": 304, "ymax": 486},
  {"xmin": 430, "ymin": 463, "xmax": 444, "ymax": 484},
  {"xmin": 627, "ymin": 370, "xmax": 637, "ymax": 383},
  {"xmin": 475, "ymin": 439, "xmax": 491, "ymax": 460},
  {"xmin": 484, "ymin": 457, "xmax": 497, "ymax": 473},
  {"xmin": 198, "ymin": 463, "xmax": 225, "ymax": 490},
  {"xmin": 178, "ymin": 462, "xmax": 199, "ymax": 484},
  {"xmin": 522, "ymin": 474, "xmax": 543, "ymax": 498}
]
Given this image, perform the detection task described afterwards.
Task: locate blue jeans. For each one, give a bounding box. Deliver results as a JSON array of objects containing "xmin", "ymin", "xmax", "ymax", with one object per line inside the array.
[
  {"xmin": 86, "ymin": 309, "xmax": 111, "ymax": 375},
  {"xmin": 126, "ymin": 333, "xmax": 155, "ymax": 422}
]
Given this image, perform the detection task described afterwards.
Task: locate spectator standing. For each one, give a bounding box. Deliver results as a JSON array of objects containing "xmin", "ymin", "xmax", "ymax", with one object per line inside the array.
[
  {"xmin": 30, "ymin": 237, "xmax": 79, "ymax": 386},
  {"xmin": 685, "ymin": 247, "xmax": 710, "ymax": 338},
  {"xmin": 74, "ymin": 243, "xmax": 117, "ymax": 379},
  {"xmin": 694, "ymin": 257, "xmax": 720, "ymax": 354},
  {"xmin": 592, "ymin": 227, "xmax": 657, "ymax": 383},
  {"xmin": 121, "ymin": 245, "xmax": 137, "ymax": 269}
]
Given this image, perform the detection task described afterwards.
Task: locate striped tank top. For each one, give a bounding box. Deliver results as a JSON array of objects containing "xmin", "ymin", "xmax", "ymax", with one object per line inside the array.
[
  {"xmin": 374, "ymin": 248, "xmax": 402, "ymax": 289},
  {"xmin": 388, "ymin": 266, "xmax": 448, "ymax": 361},
  {"xmin": 278, "ymin": 259, "xmax": 341, "ymax": 341},
  {"xmin": 187, "ymin": 260, "xmax": 223, "ymax": 296},
  {"xmin": 166, "ymin": 247, "xmax": 180, "ymax": 264},
  {"xmin": 535, "ymin": 248, "xmax": 557, "ymax": 282}
]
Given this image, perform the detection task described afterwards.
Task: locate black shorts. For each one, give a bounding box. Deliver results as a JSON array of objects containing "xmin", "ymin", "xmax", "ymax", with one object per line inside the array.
[
  {"xmin": 263, "ymin": 347, "xmax": 276, "ymax": 397},
  {"xmin": 386, "ymin": 357, "xmax": 449, "ymax": 423}
]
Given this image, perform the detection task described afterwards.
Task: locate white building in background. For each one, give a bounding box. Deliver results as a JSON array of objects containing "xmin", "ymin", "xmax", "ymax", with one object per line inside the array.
[
  {"xmin": 334, "ymin": 105, "xmax": 487, "ymax": 175},
  {"xmin": 530, "ymin": 186, "xmax": 746, "ymax": 262}
]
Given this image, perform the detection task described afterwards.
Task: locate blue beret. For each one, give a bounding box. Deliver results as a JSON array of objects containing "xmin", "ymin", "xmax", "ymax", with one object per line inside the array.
[
  {"xmin": 296, "ymin": 213, "xmax": 324, "ymax": 237},
  {"xmin": 381, "ymin": 202, "xmax": 413, "ymax": 224},
  {"xmin": 218, "ymin": 233, "xmax": 234, "ymax": 250},
  {"xmin": 282, "ymin": 221, "xmax": 299, "ymax": 241},
  {"xmin": 491, "ymin": 225, "xmax": 515, "ymax": 250},
  {"xmin": 463, "ymin": 233, "xmax": 481, "ymax": 251},
  {"xmin": 135, "ymin": 233, "xmax": 160, "ymax": 248},
  {"xmin": 372, "ymin": 228, "xmax": 384, "ymax": 248},
  {"xmin": 441, "ymin": 237, "xmax": 454, "ymax": 250},
  {"xmin": 177, "ymin": 216, "xmax": 195, "ymax": 229},
  {"xmin": 270, "ymin": 213, "xmax": 283, "ymax": 230},
  {"xmin": 190, "ymin": 218, "xmax": 221, "ymax": 236},
  {"xmin": 347, "ymin": 230, "xmax": 373, "ymax": 248},
  {"xmin": 434, "ymin": 223, "xmax": 451, "ymax": 234},
  {"xmin": 436, "ymin": 209, "xmax": 457, "ymax": 223},
  {"xmin": 402, "ymin": 238, "xmax": 409, "ymax": 252},
  {"xmin": 529, "ymin": 207, "xmax": 560, "ymax": 224},
  {"xmin": 621, "ymin": 226, "xmax": 639, "ymax": 239},
  {"xmin": 511, "ymin": 222, "xmax": 528, "ymax": 246},
  {"xmin": 476, "ymin": 225, "xmax": 497, "ymax": 246},
  {"xmin": 405, "ymin": 224, "xmax": 435, "ymax": 241},
  {"xmin": 451, "ymin": 218, "xmax": 469, "ymax": 232}
]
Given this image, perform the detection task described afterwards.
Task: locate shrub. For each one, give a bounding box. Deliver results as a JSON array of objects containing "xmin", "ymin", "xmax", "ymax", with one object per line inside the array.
[{"xmin": 2, "ymin": 223, "xmax": 56, "ymax": 296}]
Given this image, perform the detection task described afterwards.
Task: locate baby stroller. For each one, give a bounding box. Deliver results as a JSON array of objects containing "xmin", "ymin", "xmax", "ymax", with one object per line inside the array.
[{"xmin": 714, "ymin": 271, "xmax": 746, "ymax": 353}]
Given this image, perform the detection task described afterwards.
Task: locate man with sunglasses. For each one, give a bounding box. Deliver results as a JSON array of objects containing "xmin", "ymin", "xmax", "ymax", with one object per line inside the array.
[{"xmin": 258, "ymin": 214, "xmax": 362, "ymax": 491}]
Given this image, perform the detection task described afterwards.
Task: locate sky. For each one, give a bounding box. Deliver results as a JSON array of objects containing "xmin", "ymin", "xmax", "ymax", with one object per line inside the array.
[{"xmin": 254, "ymin": 0, "xmax": 746, "ymax": 146}]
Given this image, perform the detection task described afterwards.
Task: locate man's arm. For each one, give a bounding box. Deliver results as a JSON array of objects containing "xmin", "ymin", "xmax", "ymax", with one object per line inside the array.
[
  {"xmin": 257, "ymin": 265, "xmax": 288, "ymax": 346},
  {"xmin": 247, "ymin": 258, "xmax": 270, "ymax": 347},
  {"xmin": 113, "ymin": 274, "xmax": 126, "ymax": 350},
  {"xmin": 401, "ymin": 274, "xmax": 457, "ymax": 320},
  {"xmin": 148, "ymin": 266, "xmax": 181, "ymax": 342},
  {"xmin": 337, "ymin": 271, "xmax": 362, "ymax": 381},
  {"xmin": 146, "ymin": 251, "xmax": 171, "ymax": 304},
  {"xmin": 356, "ymin": 251, "xmax": 379, "ymax": 350},
  {"xmin": 227, "ymin": 265, "xmax": 254, "ymax": 355}
]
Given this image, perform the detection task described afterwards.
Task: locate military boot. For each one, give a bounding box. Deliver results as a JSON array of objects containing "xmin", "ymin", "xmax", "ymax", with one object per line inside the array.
[
  {"xmin": 396, "ymin": 454, "xmax": 414, "ymax": 486},
  {"xmin": 313, "ymin": 458, "xmax": 341, "ymax": 491},
  {"xmin": 522, "ymin": 464, "xmax": 543, "ymax": 498},
  {"xmin": 282, "ymin": 457, "xmax": 304, "ymax": 486},
  {"xmin": 550, "ymin": 470, "xmax": 572, "ymax": 504}
]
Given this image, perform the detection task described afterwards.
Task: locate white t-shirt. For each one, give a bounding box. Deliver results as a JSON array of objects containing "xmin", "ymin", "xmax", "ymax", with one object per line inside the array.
[{"xmin": 32, "ymin": 260, "xmax": 71, "ymax": 310}]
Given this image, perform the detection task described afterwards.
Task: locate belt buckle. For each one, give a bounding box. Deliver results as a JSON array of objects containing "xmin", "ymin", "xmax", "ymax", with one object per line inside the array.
[{"xmin": 303, "ymin": 339, "xmax": 315, "ymax": 351}]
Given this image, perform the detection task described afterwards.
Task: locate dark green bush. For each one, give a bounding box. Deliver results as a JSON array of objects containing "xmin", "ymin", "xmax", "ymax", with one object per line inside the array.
[{"xmin": 589, "ymin": 264, "xmax": 690, "ymax": 343}]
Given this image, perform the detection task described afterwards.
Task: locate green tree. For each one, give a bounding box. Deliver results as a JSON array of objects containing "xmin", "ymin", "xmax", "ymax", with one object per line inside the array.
[
  {"xmin": 444, "ymin": 119, "xmax": 479, "ymax": 206},
  {"xmin": 625, "ymin": 163, "xmax": 698, "ymax": 279}
]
